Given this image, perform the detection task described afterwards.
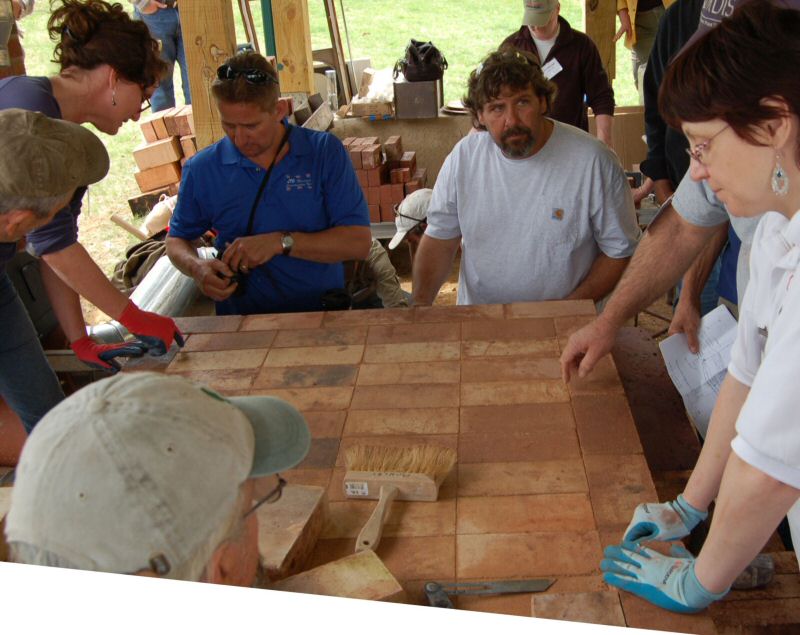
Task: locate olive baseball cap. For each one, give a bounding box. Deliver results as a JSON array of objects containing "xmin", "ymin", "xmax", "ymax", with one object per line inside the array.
[
  {"xmin": 0, "ymin": 108, "xmax": 110, "ymax": 198},
  {"xmin": 523, "ymin": 0, "xmax": 558, "ymax": 27}
]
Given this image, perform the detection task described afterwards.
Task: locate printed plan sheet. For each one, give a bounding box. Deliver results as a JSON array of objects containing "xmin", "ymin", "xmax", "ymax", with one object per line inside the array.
[{"xmin": 658, "ymin": 305, "xmax": 738, "ymax": 437}]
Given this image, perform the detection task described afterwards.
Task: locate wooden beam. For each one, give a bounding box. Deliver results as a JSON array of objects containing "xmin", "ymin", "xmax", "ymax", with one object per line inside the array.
[
  {"xmin": 583, "ymin": 0, "xmax": 616, "ymax": 81},
  {"xmin": 178, "ymin": 0, "xmax": 237, "ymax": 149},
  {"xmin": 272, "ymin": 0, "xmax": 315, "ymax": 93},
  {"xmin": 323, "ymin": 0, "xmax": 352, "ymax": 103},
  {"xmin": 239, "ymin": 0, "xmax": 261, "ymax": 54}
]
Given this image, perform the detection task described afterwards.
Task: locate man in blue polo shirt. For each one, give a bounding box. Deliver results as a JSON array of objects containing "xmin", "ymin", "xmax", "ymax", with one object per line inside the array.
[{"xmin": 166, "ymin": 52, "xmax": 371, "ymax": 315}]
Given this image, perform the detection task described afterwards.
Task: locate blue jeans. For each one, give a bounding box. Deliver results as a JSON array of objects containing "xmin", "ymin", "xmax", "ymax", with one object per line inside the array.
[
  {"xmin": 135, "ymin": 7, "xmax": 191, "ymax": 112},
  {"xmin": 0, "ymin": 271, "xmax": 64, "ymax": 433}
]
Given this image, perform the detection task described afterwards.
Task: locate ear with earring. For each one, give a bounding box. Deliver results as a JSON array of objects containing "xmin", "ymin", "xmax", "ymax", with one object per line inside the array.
[
  {"xmin": 111, "ymin": 86, "xmax": 117, "ymax": 107},
  {"xmin": 772, "ymin": 151, "xmax": 789, "ymax": 197}
]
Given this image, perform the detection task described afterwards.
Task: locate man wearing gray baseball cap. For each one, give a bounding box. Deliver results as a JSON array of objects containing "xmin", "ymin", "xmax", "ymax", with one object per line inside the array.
[
  {"xmin": 0, "ymin": 108, "xmax": 113, "ymax": 434},
  {"xmin": 4, "ymin": 371, "xmax": 311, "ymax": 585}
]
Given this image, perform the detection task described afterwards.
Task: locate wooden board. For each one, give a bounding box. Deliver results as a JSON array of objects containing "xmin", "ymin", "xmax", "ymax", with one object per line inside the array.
[
  {"xmin": 133, "ymin": 137, "xmax": 183, "ymax": 172},
  {"xmin": 272, "ymin": 0, "xmax": 315, "ymax": 93},
  {"xmin": 583, "ymin": 0, "xmax": 616, "ymax": 80},
  {"xmin": 178, "ymin": 0, "xmax": 237, "ymax": 149},
  {"xmin": 322, "ymin": 0, "xmax": 352, "ymax": 103}
]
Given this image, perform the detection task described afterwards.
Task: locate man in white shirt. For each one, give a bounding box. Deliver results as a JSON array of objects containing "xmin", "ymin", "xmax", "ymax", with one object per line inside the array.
[{"xmin": 412, "ymin": 49, "xmax": 640, "ymax": 307}]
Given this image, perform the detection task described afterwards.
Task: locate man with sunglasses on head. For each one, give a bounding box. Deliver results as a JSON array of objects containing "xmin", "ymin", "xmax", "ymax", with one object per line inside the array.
[
  {"xmin": 412, "ymin": 49, "xmax": 640, "ymax": 308},
  {"xmin": 166, "ymin": 52, "xmax": 371, "ymax": 315},
  {"xmin": 4, "ymin": 371, "xmax": 310, "ymax": 585}
]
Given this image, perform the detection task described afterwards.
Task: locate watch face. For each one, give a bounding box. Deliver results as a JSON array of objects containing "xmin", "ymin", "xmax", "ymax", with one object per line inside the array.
[{"xmin": 282, "ymin": 235, "xmax": 294, "ymax": 249}]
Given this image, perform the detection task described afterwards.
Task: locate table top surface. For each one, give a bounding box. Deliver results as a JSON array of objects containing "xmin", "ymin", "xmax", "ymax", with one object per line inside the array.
[{"xmin": 122, "ymin": 300, "xmax": 795, "ymax": 632}]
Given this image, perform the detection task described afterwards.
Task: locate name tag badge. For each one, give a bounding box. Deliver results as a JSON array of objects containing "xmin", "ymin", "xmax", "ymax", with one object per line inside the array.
[{"xmin": 542, "ymin": 58, "xmax": 563, "ymax": 80}]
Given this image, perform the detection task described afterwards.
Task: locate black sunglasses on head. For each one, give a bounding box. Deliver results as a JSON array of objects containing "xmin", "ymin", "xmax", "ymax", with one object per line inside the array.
[{"xmin": 216, "ymin": 64, "xmax": 279, "ymax": 85}]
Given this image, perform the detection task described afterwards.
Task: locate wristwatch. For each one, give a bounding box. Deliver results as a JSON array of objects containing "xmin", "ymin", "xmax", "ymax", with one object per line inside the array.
[{"xmin": 280, "ymin": 232, "xmax": 294, "ymax": 256}]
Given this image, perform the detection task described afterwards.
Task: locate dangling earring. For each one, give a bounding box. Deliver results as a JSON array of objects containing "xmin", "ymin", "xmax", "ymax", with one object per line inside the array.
[
  {"xmin": 772, "ymin": 152, "xmax": 789, "ymax": 197},
  {"xmin": 111, "ymin": 87, "xmax": 117, "ymax": 107}
]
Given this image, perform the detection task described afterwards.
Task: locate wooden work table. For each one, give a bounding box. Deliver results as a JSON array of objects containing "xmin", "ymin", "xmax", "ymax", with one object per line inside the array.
[{"xmin": 122, "ymin": 300, "xmax": 799, "ymax": 633}]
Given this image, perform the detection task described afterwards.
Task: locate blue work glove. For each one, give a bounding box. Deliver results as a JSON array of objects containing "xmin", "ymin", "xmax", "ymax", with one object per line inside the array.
[
  {"xmin": 70, "ymin": 336, "xmax": 148, "ymax": 372},
  {"xmin": 601, "ymin": 541, "xmax": 727, "ymax": 613},
  {"xmin": 624, "ymin": 494, "xmax": 707, "ymax": 542}
]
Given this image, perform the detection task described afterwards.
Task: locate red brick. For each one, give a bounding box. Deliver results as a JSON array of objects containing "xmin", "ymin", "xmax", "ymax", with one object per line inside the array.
[
  {"xmin": 391, "ymin": 183, "xmax": 405, "ymax": 203},
  {"xmin": 349, "ymin": 147, "xmax": 363, "ymax": 168}
]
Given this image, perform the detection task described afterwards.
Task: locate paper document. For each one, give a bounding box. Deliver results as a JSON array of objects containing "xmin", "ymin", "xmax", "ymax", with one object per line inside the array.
[{"xmin": 658, "ymin": 305, "xmax": 738, "ymax": 437}]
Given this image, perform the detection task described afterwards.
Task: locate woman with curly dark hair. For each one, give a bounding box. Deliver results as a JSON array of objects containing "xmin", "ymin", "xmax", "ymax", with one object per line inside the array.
[{"xmin": 0, "ymin": 0, "xmax": 183, "ymax": 431}]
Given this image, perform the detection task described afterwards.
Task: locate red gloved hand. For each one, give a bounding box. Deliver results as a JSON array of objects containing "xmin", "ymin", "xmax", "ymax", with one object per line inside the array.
[
  {"xmin": 118, "ymin": 301, "xmax": 185, "ymax": 356},
  {"xmin": 70, "ymin": 336, "xmax": 148, "ymax": 372}
]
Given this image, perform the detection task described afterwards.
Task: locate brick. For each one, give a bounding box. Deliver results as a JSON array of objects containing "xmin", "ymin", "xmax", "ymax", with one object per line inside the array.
[
  {"xmin": 532, "ymin": 591, "xmax": 626, "ymax": 626},
  {"xmin": 364, "ymin": 341, "xmax": 461, "ymax": 363},
  {"xmin": 366, "ymin": 163, "xmax": 388, "ymax": 187},
  {"xmin": 180, "ymin": 330, "xmax": 275, "ymax": 352},
  {"xmin": 355, "ymin": 169, "xmax": 367, "ymax": 189},
  {"xmin": 296, "ymin": 438, "xmax": 340, "ymax": 469},
  {"xmin": 391, "ymin": 183, "xmax": 405, "ymax": 204},
  {"xmin": 383, "ymin": 135, "xmax": 403, "ymax": 161},
  {"xmin": 379, "ymin": 183, "xmax": 393, "ymax": 207},
  {"xmin": 399, "ymin": 150, "xmax": 416, "ymax": 172},
  {"xmin": 457, "ymin": 531, "xmax": 602, "ymax": 578},
  {"xmin": 380, "ymin": 202, "xmax": 395, "ymax": 222},
  {"xmin": 350, "ymin": 383, "xmax": 459, "ymax": 410},
  {"xmin": 390, "ymin": 167, "xmax": 411, "ymax": 183},
  {"xmin": 367, "ymin": 322, "xmax": 459, "ymax": 345},
  {"xmin": 360, "ymin": 135, "xmax": 379, "ymax": 146},
  {"xmin": 460, "ymin": 380, "xmax": 569, "ymax": 406},
  {"xmin": 457, "ymin": 493, "xmax": 595, "ymax": 534},
  {"xmin": 404, "ymin": 181, "xmax": 420, "ymax": 196},
  {"xmin": 356, "ymin": 360, "xmax": 460, "ymax": 385},
  {"xmin": 462, "ymin": 318, "xmax": 555, "ymax": 341},
  {"xmin": 412, "ymin": 167, "xmax": 428, "ymax": 187},
  {"xmin": 567, "ymin": 355, "xmax": 626, "ymax": 396},
  {"xmin": 253, "ymin": 365, "xmax": 359, "ymax": 389},
  {"xmin": 264, "ymin": 345, "xmax": 364, "ymax": 367},
  {"xmin": 134, "ymin": 161, "xmax": 181, "ymax": 192},
  {"xmin": 167, "ymin": 348, "xmax": 269, "ymax": 372},
  {"xmin": 301, "ymin": 411, "xmax": 346, "ymax": 438},
  {"xmin": 323, "ymin": 308, "xmax": 414, "ymax": 327},
  {"xmin": 360, "ymin": 144, "xmax": 382, "ymax": 169},
  {"xmin": 349, "ymin": 147, "xmax": 363, "ymax": 169},
  {"xmin": 366, "ymin": 186, "xmax": 380, "ymax": 206},
  {"xmin": 462, "ymin": 338, "xmax": 560, "ymax": 359},
  {"xmin": 341, "ymin": 136, "xmax": 357, "ymax": 149},
  {"xmin": 241, "ymin": 312, "xmax": 323, "ymax": 331},
  {"xmin": 368, "ymin": 204, "xmax": 380, "ymax": 223},
  {"xmin": 584, "ymin": 454, "xmax": 658, "ymax": 528},
  {"xmin": 459, "ymin": 428, "xmax": 581, "ymax": 463},
  {"xmin": 572, "ymin": 393, "xmax": 643, "ymax": 455},
  {"xmin": 139, "ymin": 118, "xmax": 157, "ymax": 143},
  {"xmin": 457, "ymin": 459, "xmax": 588, "ymax": 497},
  {"xmin": 273, "ymin": 550, "xmax": 406, "ymax": 602},
  {"xmin": 251, "ymin": 386, "xmax": 354, "ymax": 412},
  {"xmin": 505, "ymin": 299, "xmax": 596, "ymax": 319},
  {"xmin": 460, "ymin": 402, "xmax": 575, "ymax": 434},
  {"xmin": 179, "ymin": 135, "xmax": 197, "ymax": 158},
  {"xmin": 173, "ymin": 315, "xmax": 242, "ymax": 334},
  {"xmin": 323, "ymin": 499, "xmax": 455, "ymax": 539},
  {"xmin": 460, "ymin": 357, "xmax": 561, "ymax": 382},
  {"xmin": 273, "ymin": 326, "xmax": 367, "ymax": 348},
  {"xmin": 414, "ymin": 304, "xmax": 504, "ymax": 322},
  {"xmin": 621, "ymin": 594, "xmax": 719, "ymax": 634},
  {"xmin": 343, "ymin": 407, "xmax": 459, "ymax": 436},
  {"xmin": 169, "ymin": 368, "xmax": 255, "ymax": 393},
  {"xmin": 257, "ymin": 483, "xmax": 327, "ymax": 581}
]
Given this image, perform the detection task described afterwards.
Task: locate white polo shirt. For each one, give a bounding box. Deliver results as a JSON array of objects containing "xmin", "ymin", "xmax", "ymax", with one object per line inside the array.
[{"xmin": 729, "ymin": 210, "xmax": 800, "ymax": 488}]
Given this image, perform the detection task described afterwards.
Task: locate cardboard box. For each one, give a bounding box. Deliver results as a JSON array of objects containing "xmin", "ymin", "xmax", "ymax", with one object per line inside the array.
[
  {"xmin": 134, "ymin": 162, "xmax": 182, "ymax": 193},
  {"xmin": 133, "ymin": 137, "xmax": 183, "ymax": 171},
  {"xmin": 394, "ymin": 78, "xmax": 443, "ymax": 119},
  {"xmin": 588, "ymin": 105, "xmax": 647, "ymax": 172},
  {"xmin": 127, "ymin": 184, "xmax": 179, "ymax": 217}
]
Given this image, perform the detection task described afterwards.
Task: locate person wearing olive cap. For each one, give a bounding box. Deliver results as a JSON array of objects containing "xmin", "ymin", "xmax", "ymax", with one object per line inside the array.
[
  {"xmin": 0, "ymin": 108, "xmax": 139, "ymax": 433},
  {"xmin": 4, "ymin": 371, "xmax": 311, "ymax": 584}
]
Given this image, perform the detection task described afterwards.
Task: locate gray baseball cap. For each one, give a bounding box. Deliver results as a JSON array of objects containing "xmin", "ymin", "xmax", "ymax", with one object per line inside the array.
[
  {"xmin": 0, "ymin": 108, "xmax": 109, "ymax": 198},
  {"xmin": 5, "ymin": 372, "xmax": 310, "ymax": 577},
  {"xmin": 523, "ymin": 0, "xmax": 558, "ymax": 27}
]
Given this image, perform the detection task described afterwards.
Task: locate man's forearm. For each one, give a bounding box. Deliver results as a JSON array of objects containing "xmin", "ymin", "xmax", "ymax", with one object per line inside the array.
[
  {"xmin": 677, "ymin": 221, "xmax": 729, "ymax": 311},
  {"xmin": 286, "ymin": 226, "xmax": 371, "ymax": 263},
  {"xmin": 41, "ymin": 243, "xmax": 128, "ymax": 322},
  {"xmin": 412, "ymin": 235, "xmax": 460, "ymax": 306},
  {"xmin": 567, "ymin": 253, "xmax": 629, "ymax": 302},
  {"xmin": 165, "ymin": 235, "xmax": 204, "ymax": 279},
  {"xmin": 600, "ymin": 205, "xmax": 720, "ymax": 328},
  {"xmin": 595, "ymin": 114, "xmax": 613, "ymax": 147}
]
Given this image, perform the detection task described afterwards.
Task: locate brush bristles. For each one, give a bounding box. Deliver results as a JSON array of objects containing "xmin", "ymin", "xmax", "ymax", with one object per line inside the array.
[{"xmin": 344, "ymin": 444, "xmax": 457, "ymax": 484}]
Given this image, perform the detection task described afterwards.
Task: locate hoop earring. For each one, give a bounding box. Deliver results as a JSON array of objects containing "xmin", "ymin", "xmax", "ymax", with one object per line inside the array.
[
  {"xmin": 772, "ymin": 152, "xmax": 789, "ymax": 197},
  {"xmin": 111, "ymin": 87, "xmax": 117, "ymax": 107}
]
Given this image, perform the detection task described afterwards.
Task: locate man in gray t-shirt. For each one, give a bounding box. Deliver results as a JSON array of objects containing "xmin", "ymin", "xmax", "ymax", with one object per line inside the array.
[{"xmin": 412, "ymin": 49, "xmax": 640, "ymax": 307}]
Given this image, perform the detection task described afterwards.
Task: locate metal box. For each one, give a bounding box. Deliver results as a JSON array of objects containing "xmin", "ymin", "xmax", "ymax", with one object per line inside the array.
[{"xmin": 393, "ymin": 79, "xmax": 443, "ymax": 119}]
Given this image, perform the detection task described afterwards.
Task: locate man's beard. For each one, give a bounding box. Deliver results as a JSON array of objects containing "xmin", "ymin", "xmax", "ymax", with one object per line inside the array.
[{"xmin": 499, "ymin": 125, "xmax": 536, "ymax": 158}]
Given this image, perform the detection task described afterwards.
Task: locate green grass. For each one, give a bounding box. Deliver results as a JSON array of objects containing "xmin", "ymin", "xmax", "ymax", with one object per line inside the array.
[{"xmin": 17, "ymin": 0, "xmax": 638, "ymax": 321}]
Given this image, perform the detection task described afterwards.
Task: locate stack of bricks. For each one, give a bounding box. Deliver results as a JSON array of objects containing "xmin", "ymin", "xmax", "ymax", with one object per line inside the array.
[
  {"xmin": 133, "ymin": 105, "xmax": 196, "ymax": 196},
  {"xmin": 342, "ymin": 135, "xmax": 428, "ymax": 223}
]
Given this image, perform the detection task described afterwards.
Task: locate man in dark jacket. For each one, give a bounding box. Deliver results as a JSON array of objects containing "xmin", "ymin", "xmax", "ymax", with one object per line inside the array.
[{"xmin": 502, "ymin": 0, "xmax": 615, "ymax": 145}]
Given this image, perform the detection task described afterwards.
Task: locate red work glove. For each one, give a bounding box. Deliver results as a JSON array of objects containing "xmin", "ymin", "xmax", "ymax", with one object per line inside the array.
[
  {"xmin": 70, "ymin": 336, "xmax": 148, "ymax": 372},
  {"xmin": 118, "ymin": 301, "xmax": 185, "ymax": 356}
]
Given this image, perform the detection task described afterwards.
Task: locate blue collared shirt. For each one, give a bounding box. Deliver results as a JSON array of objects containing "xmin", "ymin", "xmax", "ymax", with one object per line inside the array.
[{"xmin": 170, "ymin": 123, "xmax": 369, "ymax": 314}]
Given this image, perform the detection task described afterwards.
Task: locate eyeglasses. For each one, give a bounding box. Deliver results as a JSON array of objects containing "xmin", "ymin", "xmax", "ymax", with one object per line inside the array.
[
  {"xmin": 216, "ymin": 64, "xmax": 279, "ymax": 86},
  {"xmin": 685, "ymin": 124, "xmax": 730, "ymax": 165},
  {"xmin": 243, "ymin": 474, "xmax": 286, "ymax": 519},
  {"xmin": 139, "ymin": 98, "xmax": 152, "ymax": 115},
  {"xmin": 395, "ymin": 208, "xmax": 427, "ymax": 229}
]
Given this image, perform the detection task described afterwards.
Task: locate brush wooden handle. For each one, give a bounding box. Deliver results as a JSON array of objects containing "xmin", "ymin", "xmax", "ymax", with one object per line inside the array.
[{"xmin": 355, "ymin": 485, "xmax": 399, "ymax": 553}]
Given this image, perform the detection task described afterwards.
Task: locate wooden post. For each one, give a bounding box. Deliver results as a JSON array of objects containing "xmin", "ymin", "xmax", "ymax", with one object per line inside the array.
[
  {"xmin": 583, "ymin": 0, "xmax": 616, "ymax": 81},
  {"xmin": 323, "ymin": 0, "xmax": 353, "ymax": 103},
  {"xmin": 272, "ymin": 0, "xmax": 315, "ymax": 93},
  {"xmin": 178, "ymin": 0, "xmax": 237, "ymax": 150}
]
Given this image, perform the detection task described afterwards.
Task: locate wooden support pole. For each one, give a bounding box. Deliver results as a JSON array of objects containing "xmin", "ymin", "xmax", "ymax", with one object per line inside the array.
[
  {"xmin": 272, "ymin": 0, "xmax": 315, "ymax": 93},
  {"xmin": 323, "ymin": 0, "xmax": 352, "ymax": 103},
  {"xmin": 178, "ymin": 0, "xmax": 237, "ymax": 150},
  {"xmin": 583, "ymin": 0, "xmax": 616, "ymax": 81}
]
